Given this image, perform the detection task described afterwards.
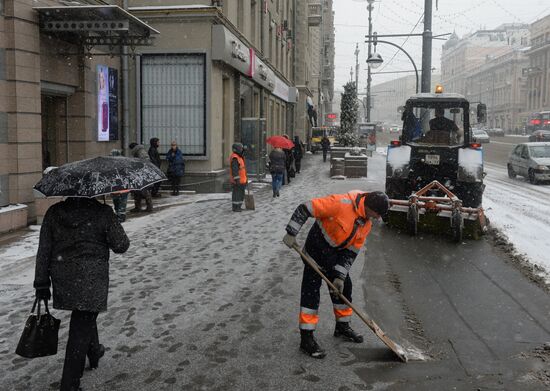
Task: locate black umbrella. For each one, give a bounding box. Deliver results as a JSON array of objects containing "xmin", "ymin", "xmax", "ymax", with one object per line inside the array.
[{"xmin": 34, "ymin": 156, "xmax": 167, "ymax": 198}]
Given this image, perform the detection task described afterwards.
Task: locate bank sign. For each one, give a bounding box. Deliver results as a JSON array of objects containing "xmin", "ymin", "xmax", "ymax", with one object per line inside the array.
[{"xmin": 97, "ymin": 65, "xmax": 119, "ymax": 141}]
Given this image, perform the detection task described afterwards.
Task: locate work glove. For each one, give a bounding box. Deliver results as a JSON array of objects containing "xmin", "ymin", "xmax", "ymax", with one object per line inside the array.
[
  {"xmin": 330, "ymin": 277, "xmax": 345, "ymax": 299},
  {"xmin": 35, "ymin": 287, "xmax": 51, "ymax": 301},
  {"xmin": 283, "ymin": 233, "xmax": 297, "ymax": 249}
]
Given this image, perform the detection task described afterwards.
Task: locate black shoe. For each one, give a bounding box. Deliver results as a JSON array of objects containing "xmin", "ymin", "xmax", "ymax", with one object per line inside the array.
[
  {"xmin": 233, "ymin": 207, "xmax": 242, "ymax": 212},
  {"xmin": 299, "ymin": 330, "xmax": 326, "ymax": 359},
  {"xmin": 88, "ymin": 344, "xmax": 105, "ymax": 370},
  {"xmin": 276, "ymin": 191, "xmax": 280, "ymax": 197},
  {"xmin": 334, "ymin": 322, "xmax": 364, "ymax": 343}
]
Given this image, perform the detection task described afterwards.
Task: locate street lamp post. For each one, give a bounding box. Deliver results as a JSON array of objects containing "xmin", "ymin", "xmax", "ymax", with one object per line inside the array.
[
  {"xmin": 366, "ymin": 33, "xmax": 420, "ymax": 94},
  {"xmin": 366, "ymin": 0, "xmax": 375, "ymax": 123}
]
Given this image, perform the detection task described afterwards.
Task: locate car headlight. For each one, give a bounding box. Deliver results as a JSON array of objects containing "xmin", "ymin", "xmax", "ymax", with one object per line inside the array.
[{"xmin": 536, "ymin": 165, "xmax": 549, "ymax": 170}]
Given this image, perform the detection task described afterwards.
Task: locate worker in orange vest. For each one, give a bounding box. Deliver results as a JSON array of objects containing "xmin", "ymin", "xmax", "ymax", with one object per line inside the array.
[
  {"xmin": 229, "ymin": 143, "xmax": 248, "ymax": 212},
  {"xmin": 283, "ymin": 190, "xmax": 390, "ymax": 359}
]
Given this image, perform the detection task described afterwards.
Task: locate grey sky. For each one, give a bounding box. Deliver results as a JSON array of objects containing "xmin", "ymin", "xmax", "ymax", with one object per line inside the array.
[{"xmin": 333, "ymin": 0, "xmax": 550, "ymax": 93}]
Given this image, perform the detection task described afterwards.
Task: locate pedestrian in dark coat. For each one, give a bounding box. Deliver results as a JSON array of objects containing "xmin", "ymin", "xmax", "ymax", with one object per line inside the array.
[
  {"xmin": 282, "ymin": 135, "xmax": 295, "ymax": 185},
  {"xmin": 34, "ymin": 197, "xmax": 130, "ymax": 391},
  {"xmin": 129, "ymin": 142, "xmax": 153, "ymax": 212},
  {"xmin": 321, "ymin": 136, "xmax": 331, "ymax": 162},
  {"xmin": 148, "ymin": 138, "xmax": 162, "ymax": 197},
  {"xmin": 293, "ymin": 136, "xmax": 304, "ymax": 173},
  {"xmin": 166, "ymin": 140, "xmax": 185, "ymax": 195},
  {"xmin": 268, "ymin": 147, "xmax": 286, "ymax": 197}
]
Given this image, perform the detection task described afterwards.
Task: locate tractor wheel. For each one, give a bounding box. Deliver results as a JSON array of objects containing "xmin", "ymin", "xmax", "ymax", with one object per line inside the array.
[
  {"xmin": 407, "ymin": 204, "xmax": 418, "ymax": 236},
  {"xmin": 451, "ymin": 210, "xmax": 463, "ymax": 243},
  {"xmin": 507, "ymin": 164, "xmax": 516, "ymax": 179}
]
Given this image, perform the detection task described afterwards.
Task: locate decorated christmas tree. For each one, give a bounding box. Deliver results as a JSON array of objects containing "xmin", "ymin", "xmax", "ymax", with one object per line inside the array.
[{"xmin": 338, "ymin": 82, "xmax": 359, "ymax": 146}]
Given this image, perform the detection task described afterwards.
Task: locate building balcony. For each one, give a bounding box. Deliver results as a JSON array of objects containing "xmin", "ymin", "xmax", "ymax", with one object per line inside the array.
[{"xmin": 308, "ymin": 3, "xmax": 322, "ymax": 26}]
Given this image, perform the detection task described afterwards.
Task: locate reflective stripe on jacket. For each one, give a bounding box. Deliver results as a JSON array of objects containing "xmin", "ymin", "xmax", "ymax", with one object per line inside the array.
[
  {"xmin": 229, "ymin": 153, "xmax": 247, "ymax": 185},
  {"xmin": 306, "ymin": 190, "xmax": 372, "ymax": 254}
]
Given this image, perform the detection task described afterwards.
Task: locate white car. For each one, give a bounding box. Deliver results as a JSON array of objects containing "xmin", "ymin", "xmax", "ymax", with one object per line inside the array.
[
  {"xmin": 472, "ymin": 129, "xmax": 490, "ymax": 143},
  {"xmin": 508, "ymin": 142, "xmax": 550, "ymax": 184}
]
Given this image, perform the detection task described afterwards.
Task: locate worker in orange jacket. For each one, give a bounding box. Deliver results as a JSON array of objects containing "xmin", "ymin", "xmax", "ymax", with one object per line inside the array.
[
  {"xmin": 229, "ymin": 143, "xmax": 247, "ymax": 212},
  {"xmin": 283, "ymin": 190, "xmax": 390, "ymax": 359}
]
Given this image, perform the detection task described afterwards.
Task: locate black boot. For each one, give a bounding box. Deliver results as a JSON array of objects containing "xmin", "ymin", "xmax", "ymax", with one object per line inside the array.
[
  {"xmin": 299, "ymin": 330, "xmax": 326, "ymax": 359},
  {"xmin": 88, "ymin": 344, "xmax": 105, "ymax": 370},
  {"xmin": 334, "ymin": 322, "xmax": 364, "ymax": 343}
]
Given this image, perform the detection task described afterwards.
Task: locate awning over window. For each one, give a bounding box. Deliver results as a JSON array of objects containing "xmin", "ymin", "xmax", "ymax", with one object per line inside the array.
[{"xmin": 34, "ymin": 5, "xmax": 160, "ymax": 49}]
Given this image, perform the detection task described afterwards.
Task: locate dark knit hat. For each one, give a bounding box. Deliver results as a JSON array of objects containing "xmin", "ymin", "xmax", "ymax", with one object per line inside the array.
[{"xmin": 364, "ymin": 191, "xmax": 390, "ymax": 217}]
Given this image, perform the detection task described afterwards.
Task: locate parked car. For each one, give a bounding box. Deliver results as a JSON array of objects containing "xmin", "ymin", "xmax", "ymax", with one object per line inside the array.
[
  {"xmin": 507, "ymin": 142, "xmax": 550, "ymax": 184},
  {"xmin": 485, "ymin": 128, "xmax": 504, "ymax": 136},
  {"xmin": 528, "ymin": 129, "xmax": 550, "ymax": 142},
  {"xmin": 472, "ymin": 129, "xmax": 490, "ymax": 143}
]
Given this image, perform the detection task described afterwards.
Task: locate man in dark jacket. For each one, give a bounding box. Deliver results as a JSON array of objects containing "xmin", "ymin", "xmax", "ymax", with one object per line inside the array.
[
  {"xmin": 129, "ymin": 142, "xmax": 154, "ymax": 212},
  {"xmin": 34, "ymin": 197, "xmax": 130, "ymax": 390},
  {"xmin": 282, "ymin": 191, "xmax": 390, "ymax": 359},
  {"xmin": 269, "ymin": 147, "xmax": 286, "ymax": 197},
  {"xmin": 148, "ymin": 138, "xmax": 162, "ymax": 197},
  {"xmin": 293, "ymin": 136, "xmax": 304, "ymax": 174},
  {"xmin": 321, "ymin": 136, "xmax": 331, "ymax": 162}
]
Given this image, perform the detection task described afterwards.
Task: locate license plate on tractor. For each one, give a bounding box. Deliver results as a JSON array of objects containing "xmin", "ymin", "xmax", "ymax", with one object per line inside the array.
[{"xmin": 425, "ymin": 154, "xmax": 440, "ymax": 165}]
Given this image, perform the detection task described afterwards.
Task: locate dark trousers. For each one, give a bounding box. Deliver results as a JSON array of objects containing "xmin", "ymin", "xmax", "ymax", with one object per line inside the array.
[
  {"xmin": 170, "ymin": 175, "xmax": 181, "ymax": 194},
  {"xmin": 232, "ymin": 183, "xmax": 245, "ymax": 210},
  {"xmin": 133, "ymin": 189, "xmax": 152, "ymax": 211},
  {"xmin": 60, "ymin": 311, "xmax": 99, "ymax": 391},
  {"xmin": 111, "ymin": 193, "xmax": 128, "ymax": 222},
  {"xmin": 300, "ymin": 261, "xmax": 353, "ymax": 328},
  {"xmin": 151, "ymin": 181, "xmax": 161, "ymax": 196},
  {"xmin": 295, "ymin": 159, "xmax": 302, "ymax": 173},
  {"xmin": 322, "ymin": 150, "xmax": 328, "ymax": 162}
]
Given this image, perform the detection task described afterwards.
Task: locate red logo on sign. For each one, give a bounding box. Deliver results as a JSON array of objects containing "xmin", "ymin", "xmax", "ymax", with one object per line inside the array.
[{"xmin": 327, "ymin": 113, "xmax": 337, "ymax": 119}]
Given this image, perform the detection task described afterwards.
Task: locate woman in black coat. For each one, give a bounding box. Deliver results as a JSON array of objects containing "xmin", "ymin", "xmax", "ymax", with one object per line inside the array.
[{"xmin": 34, "ymin": 197, "xmax": 130, "ymax": 391}]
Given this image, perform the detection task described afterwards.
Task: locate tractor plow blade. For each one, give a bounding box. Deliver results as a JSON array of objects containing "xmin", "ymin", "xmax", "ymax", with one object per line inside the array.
[{"xmin": 386, "ymin": 180, "xmax": 488, "ymax": 242}]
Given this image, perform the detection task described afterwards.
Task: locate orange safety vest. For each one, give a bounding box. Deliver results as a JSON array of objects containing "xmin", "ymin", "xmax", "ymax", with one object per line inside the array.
[
  {"xmin": 307, "ymin": 190, "xmax": 372, "ymax": 254},
  {"xmin": 229, "ymin": 153, "xmax": 247, "ymax": 185}
]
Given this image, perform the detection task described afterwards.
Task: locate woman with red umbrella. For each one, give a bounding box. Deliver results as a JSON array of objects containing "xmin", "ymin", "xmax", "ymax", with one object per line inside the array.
[{"xmin": 266, "ymin": 135, "xmax": 295, "ymax": 185}]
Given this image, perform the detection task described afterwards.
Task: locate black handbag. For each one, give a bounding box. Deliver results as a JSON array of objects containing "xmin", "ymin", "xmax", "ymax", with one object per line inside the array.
[{"xmin": 15, "ymin": 298, "xmax": 61, "ymax": 358}]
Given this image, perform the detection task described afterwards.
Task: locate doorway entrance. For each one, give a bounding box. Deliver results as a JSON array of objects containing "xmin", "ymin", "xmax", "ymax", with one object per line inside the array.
[{"xmin": 41, "ymin": 95, "xmax": 68, "ymax": 170}]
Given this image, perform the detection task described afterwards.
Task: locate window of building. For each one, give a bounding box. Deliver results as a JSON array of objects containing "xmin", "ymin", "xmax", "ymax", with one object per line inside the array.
[{"xmin": 141, "ymin": 54, "xmax": 206, "ymax": 156}]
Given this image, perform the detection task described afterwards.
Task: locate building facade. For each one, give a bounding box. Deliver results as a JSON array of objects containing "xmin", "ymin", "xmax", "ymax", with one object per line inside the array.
[
  {"xmin": 0, "ymin": 0, "xmax": 154, "ymax": 225},
  {"xmin": 128, "ymin": 1, "xmax": 298, "ymax": 188},
  {"xmin": 307, "ymin": 0, "xmax": 334, "ymax": 127},
  {"xmin": 370, "ymin": 74, "xmax": 441, "ymax": 125},
  {"xmin": 441, "ymin": 24, "xmax": 529, "ymax": 96},
  {"xmin": 0, "ymin": 0, "xmax": 336, "ymax": 227},
  {"xmin": 465, "ymin": 48, "xmax": 529, "ymax": 132},
  {"xmin": 526, "ymin": 14, "xmax": 550, "ymax": 114}
]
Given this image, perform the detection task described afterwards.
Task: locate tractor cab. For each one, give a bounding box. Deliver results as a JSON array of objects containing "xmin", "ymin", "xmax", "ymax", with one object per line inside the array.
[{"xmin": 386, "ymin": 87, "xmax": 487, "ymax": 209}]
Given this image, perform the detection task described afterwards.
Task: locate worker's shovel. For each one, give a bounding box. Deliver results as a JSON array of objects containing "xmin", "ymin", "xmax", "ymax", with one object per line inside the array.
[{"xmin": 291, "ymin": 243, "xmax": 408, "ymax": 362}]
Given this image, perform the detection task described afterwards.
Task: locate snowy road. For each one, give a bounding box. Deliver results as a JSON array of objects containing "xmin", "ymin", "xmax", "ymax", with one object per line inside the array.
[{"xmin": 0, "ymin": 152, "xmax": 549, "ymax": 390}]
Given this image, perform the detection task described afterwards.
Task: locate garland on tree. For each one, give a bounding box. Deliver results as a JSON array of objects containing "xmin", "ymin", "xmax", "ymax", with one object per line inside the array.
[{"xmin": 338, "ymin": 82, "xmax": 359, "ymax": 147}]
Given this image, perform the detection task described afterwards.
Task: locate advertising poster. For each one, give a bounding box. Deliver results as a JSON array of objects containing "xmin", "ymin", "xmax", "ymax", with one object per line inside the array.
[
  {"xmin": 108, "ymin": 68, "xmax": 119, "ymax": 141},
  {"xmin": 97, "ymin": 65, "xmax": 110, "ymax": 141}
]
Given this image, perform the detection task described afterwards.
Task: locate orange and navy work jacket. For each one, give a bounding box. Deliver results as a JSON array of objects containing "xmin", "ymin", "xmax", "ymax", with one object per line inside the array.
[
  {"xmin": 229, "ymin": 153, "xmax": 247, "ymax": 185},
  {"xmin": 286, "ymin": 190, "xmax": 372, "ymax": 279}
]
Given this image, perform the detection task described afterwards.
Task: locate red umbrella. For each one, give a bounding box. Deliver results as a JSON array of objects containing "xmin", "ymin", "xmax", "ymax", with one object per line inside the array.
[{"xmin": 266, "ymin": 136, "xmax": 294, "ymax": 149}]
